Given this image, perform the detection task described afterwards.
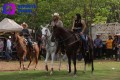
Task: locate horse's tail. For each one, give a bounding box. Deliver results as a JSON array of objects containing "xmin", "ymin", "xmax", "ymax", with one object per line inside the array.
[
  {"xmin": 83, "ymin": 48, "xmax": 94, "ymax": 64},
  {"xmin": 83, "ymin": 37, "xmax": 94, "ymax": 64}
]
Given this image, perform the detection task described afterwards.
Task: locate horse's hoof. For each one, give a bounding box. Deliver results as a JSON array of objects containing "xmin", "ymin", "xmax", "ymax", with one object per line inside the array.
[
  {"xmin": 68, "ymin": 72, "xmax": 72, "ymax": 76},
  {"xmin": 68, "ymin": 71, "xmax": 71, "ymax": 74},
  {"xmin": 34, "ymin": 68, "xmax": 37, "ymax": 70},
  {"xmin": 83, "ymin": 71, "xmax": 86, "ymax": 73},
  {"xmin": 59, "ymin": 68, "xmax": 60, "ymax": 71},
  {"xmin": 23, "ymin": 67, "xmax": 27, "ymax": 70},
  {"xmin": 26, "ymin": 68, "xmax": 29, "ymax": 70},
  {"xmin": 74, "ymin": 74, "xmax": 77, "ymax": 77},
  {"xmin": 19, "ymin": 68, "xmax": 22, "ymax": 71},
  {"xmin": 91, "ymin": 71, "xmax": 94, "ymax": 75},
  {"xmin": 50, "ymin": 71, "xmax": 53, "ymax": 75},
  {"xmin": 45, "ymin": 65, "xmax": 48, "ymax": 71}
]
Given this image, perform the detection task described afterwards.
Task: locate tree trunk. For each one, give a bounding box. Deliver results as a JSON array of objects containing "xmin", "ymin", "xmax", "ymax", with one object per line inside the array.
[{"xmin": 89, "ymin": 0, "xmax": 92, "ymax": 36}]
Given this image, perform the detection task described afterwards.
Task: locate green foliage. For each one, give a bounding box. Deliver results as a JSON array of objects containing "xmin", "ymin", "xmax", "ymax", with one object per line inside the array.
[{"xmin": 0, "ymin": 0, "xmax": 120, "ymax": 29}]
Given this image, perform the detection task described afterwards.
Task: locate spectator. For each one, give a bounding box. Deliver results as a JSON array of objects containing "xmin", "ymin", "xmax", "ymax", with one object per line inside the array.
[
  {"xmin": 106, "ymin": 35, "xmax": 113, "ymax": 60},
  {"xmin": 112, "ymin": 35, "xmax": 118, "ymax": 61},
  {"xmin": 116, "ymin": 35, "xmax": 120, "ymax": 61},
  {"xmin": 117, "ymin": 44, "xmax": 120, "ymax": 61},
  {"xmin": 94, "ymin": 34, "xmax": 103, "ymax": 59},
  {"xmin": 0, "ymin": 39, "xmax": 4, "ymax": 53},
  {"xmin": 5, "ymin": 36, "xmax": 12, "ymax": 61}
]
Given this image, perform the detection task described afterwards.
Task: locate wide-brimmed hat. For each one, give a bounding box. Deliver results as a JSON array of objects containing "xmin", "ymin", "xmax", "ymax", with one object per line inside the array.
[
  {"xmin": 21, "ymin": 22, "xmax": 28, "ymax": 28},
  {"xmin": 96, "ymin": 34, "xmax": 101, "ymax": 36},
  {"xmin": 52, "ymin": 13, "xmax": 60, "ymax": 17}
]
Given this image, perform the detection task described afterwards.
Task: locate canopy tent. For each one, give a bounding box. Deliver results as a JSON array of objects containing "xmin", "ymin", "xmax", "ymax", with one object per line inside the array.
[{"xmin": 0, "ymin": 18, "xmax": 23, "ymax": 32}]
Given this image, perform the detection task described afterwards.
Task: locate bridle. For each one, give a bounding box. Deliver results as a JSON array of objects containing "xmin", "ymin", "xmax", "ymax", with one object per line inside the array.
[{"xmin": 42, "ymin": 33, "xmax": 56, "ymax": 47}]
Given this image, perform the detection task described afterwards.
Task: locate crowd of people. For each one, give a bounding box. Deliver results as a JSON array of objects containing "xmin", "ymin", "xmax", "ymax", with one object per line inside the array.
[{"xmin": 94, "ymin": 34, "xmax": 120, "ymax": 61}]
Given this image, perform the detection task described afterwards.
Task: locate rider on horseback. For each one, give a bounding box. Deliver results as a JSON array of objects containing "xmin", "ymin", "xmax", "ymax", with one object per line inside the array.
[
  {"xmin": 20, "ymin": 22, "xmax": 33, "ymax": 49},
  {"xmin": 72, "ymin": 13, "xmax": 88, "ymax": 52},
  {"xmin": 50, "ymin": 13, "xmax": 65, "ymax": 54}
]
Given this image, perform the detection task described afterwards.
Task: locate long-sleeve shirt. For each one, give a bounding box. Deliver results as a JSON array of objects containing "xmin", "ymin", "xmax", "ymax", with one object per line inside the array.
[
  {"xmin": 94, "ymin": 38, "xmax": 103, "ymax": 48},
  {"xmin": 0, "ymin": 41, "xmax": 4, "ymax": 52},
  {"xmin": 21, "ymin": 29, "xmax": 30, "ymax": 38},
  {"xmin": 51, "ymin": 20, "xmax": 63, "ymax": 27},
  {"xmin": 6, "ymin": 39, "xmax": 12, "ymax": 50}
]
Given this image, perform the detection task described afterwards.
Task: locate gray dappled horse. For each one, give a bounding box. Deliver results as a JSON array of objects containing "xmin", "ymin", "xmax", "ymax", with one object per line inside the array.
[{"xmin": 41, "ymin": 24, "xmax": 67, "ymax": 75}]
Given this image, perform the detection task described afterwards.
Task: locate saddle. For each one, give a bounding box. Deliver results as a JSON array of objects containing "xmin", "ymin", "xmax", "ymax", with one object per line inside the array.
[{"xmin": 24, "ymin": 38, "xmax": 36, "ymax": 50}]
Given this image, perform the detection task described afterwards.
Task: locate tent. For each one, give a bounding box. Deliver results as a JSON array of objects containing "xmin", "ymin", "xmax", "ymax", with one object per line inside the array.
[{"xmin": 0, "ymin": 18, "xmax": 23, "ymax": 32}]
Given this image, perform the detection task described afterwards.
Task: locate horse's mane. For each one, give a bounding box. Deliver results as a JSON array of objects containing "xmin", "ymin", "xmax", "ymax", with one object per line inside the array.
[
  {"xmin": 54, "ymin": 26, "xmax": 71, "ymax": 34},
  {"xmin": 15, "ymin": 34, "xmax": 26, "ymax": 46}
]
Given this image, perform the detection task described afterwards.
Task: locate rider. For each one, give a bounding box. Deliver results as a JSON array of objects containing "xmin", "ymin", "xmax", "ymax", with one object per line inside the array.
[
  {"xmin": 50, "ymin": 12, "xmax": 64, "ymax": 42},
  {"xmin": 72, "ymin": 13, "xmax": 88, "ymax": 52},
  {"xmin": 50, "ymin": 12, "xmax": 65, "ymax": 54},
  {"xmin": 20, "ymin": 22, "xmax": 33, "ymax": 49},
  {"xmin": 51, "ymin": 13, "xmax": 63, "ymax": 28}
]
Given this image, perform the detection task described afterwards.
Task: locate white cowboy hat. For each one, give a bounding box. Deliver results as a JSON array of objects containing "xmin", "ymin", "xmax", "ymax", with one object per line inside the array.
[
  {"xmin": 52, "ymin": 13, "xmax": 59, "ymax": 16},
  {"xmin": 21, "ymin": 22, "xmax": 28, "ymax": 28},
  {"xmin": 9, "ymin": 36, "xmax": 11, "ymax": 39}
]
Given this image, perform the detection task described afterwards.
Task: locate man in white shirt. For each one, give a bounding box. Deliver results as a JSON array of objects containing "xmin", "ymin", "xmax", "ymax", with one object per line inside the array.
[{"xmin": 5, "ymin": 36, "xmax": 12, "ymax": 61}]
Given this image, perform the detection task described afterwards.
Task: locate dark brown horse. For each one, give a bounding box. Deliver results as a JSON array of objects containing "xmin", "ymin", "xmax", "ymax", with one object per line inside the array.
[
  {"xmin": 13, "ymin": 33, "xmax": 40, "ymax": 70},
  {"xmin": 53, "ymin": 26, "xmax": 94, "ymax": 75}
]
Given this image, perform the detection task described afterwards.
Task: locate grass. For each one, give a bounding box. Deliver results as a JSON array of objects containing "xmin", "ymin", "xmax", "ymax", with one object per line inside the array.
[{"xmin": 0, "ymin": 61, "xmax": 120, "ymax": 80}]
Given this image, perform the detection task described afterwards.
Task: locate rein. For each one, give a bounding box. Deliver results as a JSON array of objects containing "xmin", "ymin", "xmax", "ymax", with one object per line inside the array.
[
  {"xmin": 57, "ymin": 34, "xmax": 74, "ymax": 43},
  {"xmin": 56, "ymin": 33, "xmax": 79, "ymax": 46},
  {"xmin": 42, "ymin": 34, "xmax": 56, "ymax": 47}
]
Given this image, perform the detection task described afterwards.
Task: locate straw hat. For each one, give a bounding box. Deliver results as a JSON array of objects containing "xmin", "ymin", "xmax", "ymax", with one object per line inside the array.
[
  {"xmin": 21, "ymin": 22, "xmax": 28, "ymax": 28},
  {"xmin": 52, "ymin": 13, "xmax": 60, "ymax": 17}
]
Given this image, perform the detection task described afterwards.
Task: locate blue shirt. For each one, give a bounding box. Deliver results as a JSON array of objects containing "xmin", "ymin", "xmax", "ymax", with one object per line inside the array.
[{"xmin": 94, "ymin": 38, "xmax": 103, "ymax": 48}]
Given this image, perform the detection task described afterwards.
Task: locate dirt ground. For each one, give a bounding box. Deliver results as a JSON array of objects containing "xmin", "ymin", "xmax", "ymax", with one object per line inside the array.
[
  {"xmin": 0, "ymin": 60, "xmax": 85, "ymax": 72},
  {"xmin": 1, "ymin": 60, "xmax": 118, "ymax": 72}
]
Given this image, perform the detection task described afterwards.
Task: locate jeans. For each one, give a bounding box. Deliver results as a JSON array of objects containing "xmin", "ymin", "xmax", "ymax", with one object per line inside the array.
[
  {"xmin": 80, "ymin": 34, "xmax": 88, "ymax": 51},
  {"xmin": 73, "ymin": 28, "xmax": 88, "ymax": 51},
  {"xmin": 26, "ymin": 38, "xmax": 32, "ymax": 47},
  {"xmin": 5, "ymin": 49, "xmax": 12, "ymax": 60}
]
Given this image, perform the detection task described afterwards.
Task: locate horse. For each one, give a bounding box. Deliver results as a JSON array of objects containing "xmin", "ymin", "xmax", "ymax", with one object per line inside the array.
[
  {"xmin": 53, "ymin": 25, "xmax": 94, "ymax": 75},
  {"xmin": 41, "ymin": 24, "xmax": 67, "ymax": 75},
  {"xmin": 13, "ymin": 33, "xmax": 40, "ymax": 70}
]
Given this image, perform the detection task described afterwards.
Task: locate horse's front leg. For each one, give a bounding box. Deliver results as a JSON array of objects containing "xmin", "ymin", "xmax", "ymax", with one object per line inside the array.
[
  {"xmin": 91, "ymin": 60, "xmax": 94, "ymax": 74},
  {"xmin": 73, "ymin": 53, "xmax": 77, "ymax": 75},
  {"xmin": 45, "ymin": 51, "xmax": 50, "ymax": 71},
  {"xmin": 84, "ymin": 62, "xmax": 86, "ymax": 73},
  {"xmin": 27, "ymin": 56, "xmax": 32, "ymax": 70},
  {"xmin": 19, "ymin": 60, "xmax": 22, "ymax": 71},
  {"xmin": 67, "ymin": 54, "xmax": 71, "ymax": 73},
  {"xmin": 22, "ymin": 52, "xmax": 27, "ymax": 70},
  {"xmin": 58, "ymin": 53, "xmax": 62, "ymax": 71},
  {"xmin": 50, "ymin": 52, "xmax": 55, "ymax": 75}
]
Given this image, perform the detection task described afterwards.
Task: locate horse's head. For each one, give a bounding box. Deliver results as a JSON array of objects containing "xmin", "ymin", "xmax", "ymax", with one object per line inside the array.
[
  {"xmin": 12, "ymin": 32, "xmax": 19, "ymax": 42},
  {"xmin": 41, "ymin": 25, "xmax": 51, "ymax": 39}
]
